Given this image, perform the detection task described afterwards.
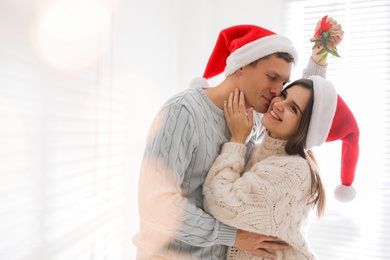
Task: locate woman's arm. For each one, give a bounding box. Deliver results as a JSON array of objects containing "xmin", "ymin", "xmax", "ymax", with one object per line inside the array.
[{"xmin": 204, "ymin": 152, "xmax": 309, "ymax": 236}]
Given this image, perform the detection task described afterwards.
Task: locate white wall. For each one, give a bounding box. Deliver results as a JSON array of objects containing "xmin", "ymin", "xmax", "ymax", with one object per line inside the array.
[
  {"xmin": 0, "ymin": 0, "xmax": 128, "ymax": 259},
  {"xmin": 115, "ymin": 1, "xmax": 183, "ymax": 258}
]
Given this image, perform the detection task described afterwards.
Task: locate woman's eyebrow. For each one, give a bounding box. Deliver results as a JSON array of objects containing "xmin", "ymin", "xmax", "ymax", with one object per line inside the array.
[{"xmin": 292, "ymin": 101, "xmax": 303, "ymax": 115}]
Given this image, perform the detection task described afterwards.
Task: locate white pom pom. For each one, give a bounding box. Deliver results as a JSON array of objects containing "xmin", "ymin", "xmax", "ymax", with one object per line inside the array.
[
  {"xmin": 334, "ymin": 184, "xmax": 356, "ymax": 202},
  {"xmin": 190, "ymin": 77, "xmax": 209, "ymax": 88}
]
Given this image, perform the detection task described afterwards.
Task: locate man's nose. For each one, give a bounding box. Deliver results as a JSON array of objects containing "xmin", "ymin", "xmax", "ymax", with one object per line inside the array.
[{"xmin": 270, "ymin": 82, "xmax": 284, "ymax": 97}]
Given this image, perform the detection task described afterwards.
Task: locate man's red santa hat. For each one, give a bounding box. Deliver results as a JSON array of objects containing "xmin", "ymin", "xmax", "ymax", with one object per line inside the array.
[
  {"xmin": 307, "ymin": 75, "xmax": 360, "ymax": 202},
  {"xmin": 192, "ymin": 24, "xmax": 298, "ymax": 87}
]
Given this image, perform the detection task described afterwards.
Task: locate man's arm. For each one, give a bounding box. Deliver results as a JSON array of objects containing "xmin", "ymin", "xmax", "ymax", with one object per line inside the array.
[
  {"xmin": 138, "ymin": 102, "xmax": 288, "ymax": 257},
  {"xmin": 137, "ymin": 104, "xmax": 236, "ymax": 247},
  {"xmin": 234, "ymin": 230, "xmax": 288, "ymax": 259}
]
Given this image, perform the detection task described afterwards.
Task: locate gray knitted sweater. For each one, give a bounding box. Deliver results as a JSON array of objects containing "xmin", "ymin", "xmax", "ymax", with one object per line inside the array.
[{"xmin": 133, "ymin": 59, "xmax": 326, "ymax": 260}]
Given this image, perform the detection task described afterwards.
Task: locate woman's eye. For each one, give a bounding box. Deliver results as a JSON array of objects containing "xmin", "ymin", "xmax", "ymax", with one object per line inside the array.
[{"xmin": 291, "ymin": 106, "xmax": 297, "ymax": 113}]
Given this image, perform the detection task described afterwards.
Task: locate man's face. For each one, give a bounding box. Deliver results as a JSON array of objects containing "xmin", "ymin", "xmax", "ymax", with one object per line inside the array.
[{"xmin": 238, "ymin": 55, "xmax": 293, "ymax": 113}]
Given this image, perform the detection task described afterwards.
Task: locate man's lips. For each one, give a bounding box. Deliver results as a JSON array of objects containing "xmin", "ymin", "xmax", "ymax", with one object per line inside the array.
[
  {"xmin": 263, "ymin": 96, "xmax": 272, "ymax": 103},
  {"xmin": 262, "ymin": 96, "xmax": 272, "ymax": 108}
]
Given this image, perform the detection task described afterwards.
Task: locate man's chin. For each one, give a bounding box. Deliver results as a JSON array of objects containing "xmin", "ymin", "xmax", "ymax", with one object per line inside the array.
[{"xmin": 254, "ymin": 106, "xmax": 268, "ymax": 114}]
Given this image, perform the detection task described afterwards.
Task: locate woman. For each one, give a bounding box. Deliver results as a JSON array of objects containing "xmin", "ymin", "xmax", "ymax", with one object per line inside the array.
[{"xmin": 203, "ymin": 75, "xmax": 359, "ymax": 259}]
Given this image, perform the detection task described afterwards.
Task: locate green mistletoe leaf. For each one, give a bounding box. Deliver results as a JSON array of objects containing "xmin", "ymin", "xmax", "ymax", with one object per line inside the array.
[
  {"xmin": 311, "ymin": 15, "xmax": 340, "ymax": 59},
  {"xmin": 318, "ymin": 53, "xmax": 328, "ymax": 63}
]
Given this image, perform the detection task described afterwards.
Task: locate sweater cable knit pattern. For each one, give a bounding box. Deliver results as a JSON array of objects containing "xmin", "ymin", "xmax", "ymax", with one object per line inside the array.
[
  {"xmin": 203, "ymin": 133, "xmax": 319, "ymax": 260},
  {"xmin": 134, "ymin": 86, "xmax": 264, "ymax": 259}
]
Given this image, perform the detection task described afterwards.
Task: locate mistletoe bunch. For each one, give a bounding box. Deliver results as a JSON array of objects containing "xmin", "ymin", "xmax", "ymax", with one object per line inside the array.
[{"xmin": 310, "ymin": 15, "xmax": 340, "ymax": 62}]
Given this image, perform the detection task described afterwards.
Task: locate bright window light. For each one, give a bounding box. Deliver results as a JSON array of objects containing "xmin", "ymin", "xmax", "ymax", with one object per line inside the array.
[{"xmin": 282, "ymin": 1, "xmax": 390, "ymax": 259}]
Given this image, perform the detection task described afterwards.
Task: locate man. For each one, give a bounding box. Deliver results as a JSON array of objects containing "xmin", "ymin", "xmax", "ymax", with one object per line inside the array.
[{"xmin": 133, "ymin": 17, "xmax": 343, "ymax": 259}]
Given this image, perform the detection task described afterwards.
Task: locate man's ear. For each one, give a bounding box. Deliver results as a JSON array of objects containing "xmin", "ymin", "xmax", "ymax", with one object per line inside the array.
[{"xmin": 235, "ymin": 67, "xmax": 243, "ymax": 76}]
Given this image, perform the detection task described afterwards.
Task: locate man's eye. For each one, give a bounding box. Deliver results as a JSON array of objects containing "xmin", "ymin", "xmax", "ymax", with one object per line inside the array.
[{"xmin": 267, "ymin": 75, "xmax": 276, "ymax": 81}]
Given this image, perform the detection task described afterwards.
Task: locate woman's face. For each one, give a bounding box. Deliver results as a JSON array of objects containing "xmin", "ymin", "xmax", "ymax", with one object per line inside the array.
[{"xmin": 261, "ymin": 84, "xmax": 311, "ymax": 140}]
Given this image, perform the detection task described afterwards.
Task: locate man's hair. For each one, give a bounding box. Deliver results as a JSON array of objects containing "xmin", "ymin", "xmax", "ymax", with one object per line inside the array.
[{"xmin": 249, "ymin": 52, "xmax": 295, "ymax": 67}]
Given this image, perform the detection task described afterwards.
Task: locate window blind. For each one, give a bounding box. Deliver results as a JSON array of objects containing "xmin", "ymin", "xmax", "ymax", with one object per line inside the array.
[{"xmin": 282, "ymin": 0, "xmax": 390, "ymax": 259}]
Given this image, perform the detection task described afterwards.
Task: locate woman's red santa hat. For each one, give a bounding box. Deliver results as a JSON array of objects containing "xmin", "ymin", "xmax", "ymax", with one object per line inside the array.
[
  {"xmin": 307, "ymin": 75, "xmax": 360, "ymax": 202},
  {"xmin": 191, "ymin": 24, "xmax": 298, "ymax": 87}
]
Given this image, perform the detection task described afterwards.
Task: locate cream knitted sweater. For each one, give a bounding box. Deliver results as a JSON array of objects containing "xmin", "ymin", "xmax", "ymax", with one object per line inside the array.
[{"xmin": 203, "ymin": 133, "xmax": 318, "ymax": 260}]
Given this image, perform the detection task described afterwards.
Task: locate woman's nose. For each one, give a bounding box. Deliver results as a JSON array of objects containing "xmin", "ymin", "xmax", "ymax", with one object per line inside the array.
[{"xmin": 273, "ymin": 100, "xmax": 284, "ymax": 111}]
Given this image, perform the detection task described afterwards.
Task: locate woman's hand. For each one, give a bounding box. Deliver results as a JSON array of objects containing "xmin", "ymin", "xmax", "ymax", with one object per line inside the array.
[
  {"xmin": 224, "ymin": 89, "xmax": 254, "ymax": 144},
  {"xmin": 311, "ymin": 16, "xmax": 344, "ymax": 65}
]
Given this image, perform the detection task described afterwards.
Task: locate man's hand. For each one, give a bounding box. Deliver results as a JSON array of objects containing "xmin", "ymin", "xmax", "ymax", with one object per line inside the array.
[
  {"xmin": 312, "ymin": 16, "xmax": 344, "ymax": 65},
  {"xmin": 233, "ymin": 229, "xmax": 288, "ymax": 259}
]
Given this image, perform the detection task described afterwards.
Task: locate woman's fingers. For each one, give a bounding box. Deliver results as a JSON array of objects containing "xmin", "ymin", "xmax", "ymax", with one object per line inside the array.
[
  {"xmin": 239, "ymin": 90, "xmax": 246, "ymax": 113},
  {"xmin": 233, "ymin": 88, "xmax": 240, "ymax": 112},
  {"xmin": 225, "ymin": 88, "xmax": 252, "ymax": 120}
]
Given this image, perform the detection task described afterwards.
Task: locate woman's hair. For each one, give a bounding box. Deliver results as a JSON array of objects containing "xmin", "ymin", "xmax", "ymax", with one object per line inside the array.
[{"xmin": 282, "ymin": 78, "xmax": 326, "ymax": 217}]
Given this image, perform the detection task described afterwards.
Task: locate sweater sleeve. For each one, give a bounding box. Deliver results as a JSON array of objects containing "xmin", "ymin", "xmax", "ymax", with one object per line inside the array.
[
  {"xmin": 138, "ymin": 103, "xmax": 236, "ymax": 247},
  {"xmin": 302, "ymin": 57, "xmax": 327, "ymax": 79},
  {"xmin": 203, "ymin": 146, "xmax": 310, "ymax": 237}
]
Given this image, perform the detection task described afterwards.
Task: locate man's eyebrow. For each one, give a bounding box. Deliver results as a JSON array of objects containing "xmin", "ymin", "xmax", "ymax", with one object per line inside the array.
[
  {"xmin": 272, "ymin": 72, "xmax": 290, "ymax": 86},
  {"xmin": 269, "ymin": 70, "xmax": 289, "ymax": 81}
]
